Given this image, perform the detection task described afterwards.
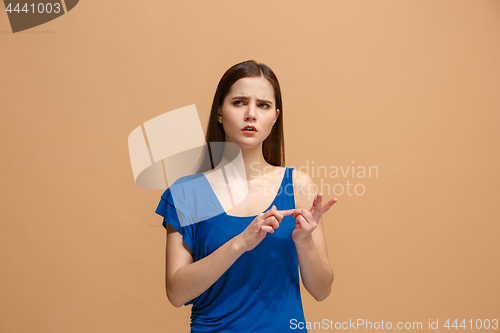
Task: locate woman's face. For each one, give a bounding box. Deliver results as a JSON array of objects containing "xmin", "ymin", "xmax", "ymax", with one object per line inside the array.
[{"xmin": 218, "ymin": 76, "xmax": 280, "ymax": 150}]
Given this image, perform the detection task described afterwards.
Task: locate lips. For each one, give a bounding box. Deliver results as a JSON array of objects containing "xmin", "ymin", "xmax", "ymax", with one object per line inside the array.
[{"xmin": 242, "ymin": 125, "xmax": 257, "ymax": 132}]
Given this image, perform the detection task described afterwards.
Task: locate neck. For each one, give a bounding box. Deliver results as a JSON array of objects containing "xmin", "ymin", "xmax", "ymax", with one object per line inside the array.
[{"xmin": 215, "ymin": 142, "xmax": 274, "ymax": 181}]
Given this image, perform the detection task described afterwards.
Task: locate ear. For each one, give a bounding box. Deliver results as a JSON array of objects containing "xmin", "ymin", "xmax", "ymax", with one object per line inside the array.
[
  {"xmin": 273, "ymin": 109, "xmax": 280, "ymax": 125},
  {"xmin": 218, "ymin": 109, "xmax": 222, "ymax": 123}
]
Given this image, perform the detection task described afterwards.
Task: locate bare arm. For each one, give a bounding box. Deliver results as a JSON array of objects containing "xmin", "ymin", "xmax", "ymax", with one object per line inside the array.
[
  {"xmin": 165, "ymin": 225, "xmax": 245, "ymax": 308},
  {"xmin": 294, "ymin": 216, "xmax": 334, "ymax": 301},
  {"xmin": 293, "ymin": 169, "xmax": 336, "ymax": 301}
]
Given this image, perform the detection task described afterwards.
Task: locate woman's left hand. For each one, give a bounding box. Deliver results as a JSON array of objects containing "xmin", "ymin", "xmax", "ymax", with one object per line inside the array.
[{"xmin": 292, "ymin": 193, "xmax": 338, "ymax": 244}]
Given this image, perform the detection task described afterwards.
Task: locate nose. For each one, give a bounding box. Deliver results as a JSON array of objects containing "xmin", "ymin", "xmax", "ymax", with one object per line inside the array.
[{"xmin": 245, "ymin": 104, "xmax": 257, "ymax": 121}]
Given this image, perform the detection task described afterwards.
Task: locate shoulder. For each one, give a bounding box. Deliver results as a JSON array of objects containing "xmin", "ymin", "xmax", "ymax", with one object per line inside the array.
[
  {"xmin": 292, "ymin": 168, "xmax": 317, "ymax": 210},
  {"xmin": 292, "ymin": 168, "xmax": 315, "ymax": 190},
  {"xmin": 172, "ymin": 173, "xmax": 204, "ymax": 185},
  {"xmin": 162, "ymin": 173, "xmax": 207, "ymax": 204}
]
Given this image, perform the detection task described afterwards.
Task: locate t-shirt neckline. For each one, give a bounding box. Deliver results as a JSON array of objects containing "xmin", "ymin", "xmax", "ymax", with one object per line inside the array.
[{"xmin": 201, "ymin": 167, "xmax": 288, "ymax": 219}]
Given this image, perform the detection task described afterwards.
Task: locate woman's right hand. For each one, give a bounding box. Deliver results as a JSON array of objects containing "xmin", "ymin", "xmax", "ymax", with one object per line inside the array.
[{"xmin": 235, "ymin": 205, "xmax": 295, "ymax": 252}]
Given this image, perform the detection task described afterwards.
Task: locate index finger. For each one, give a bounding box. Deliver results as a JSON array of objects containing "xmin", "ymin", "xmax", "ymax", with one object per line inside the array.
[
  {"xmin": 262, "ymin": 207, "xmax": 294, "ymax": 222},
  {"xmin": 273, "ymin": 209, "xmax": 295, "ymax": 223},
  {"xmin": 279, "ymin": 209, "xmax": 295, "ymax": 216}
]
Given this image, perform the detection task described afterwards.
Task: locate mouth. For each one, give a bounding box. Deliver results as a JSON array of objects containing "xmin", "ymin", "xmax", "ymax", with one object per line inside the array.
[{"xmin": 242, "ymin": 125, "xmax": 257, "ymax": 133}]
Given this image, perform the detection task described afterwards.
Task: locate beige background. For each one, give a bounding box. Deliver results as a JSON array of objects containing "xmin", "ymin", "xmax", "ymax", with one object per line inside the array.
[{"xmin": 1, "ymin": 1, "xmax": 499, "ymax": 332}]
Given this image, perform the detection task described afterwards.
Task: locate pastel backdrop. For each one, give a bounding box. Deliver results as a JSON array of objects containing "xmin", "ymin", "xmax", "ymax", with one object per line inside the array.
[{"xmin": 1, "ymin": 1, "xmax": 499, "ymax": 332}]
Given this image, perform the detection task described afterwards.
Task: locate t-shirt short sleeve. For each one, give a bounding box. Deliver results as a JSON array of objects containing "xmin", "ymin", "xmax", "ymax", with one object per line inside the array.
[{"xmin": 155, "ymin": 187, "xmax": 195, "ymax": 255}]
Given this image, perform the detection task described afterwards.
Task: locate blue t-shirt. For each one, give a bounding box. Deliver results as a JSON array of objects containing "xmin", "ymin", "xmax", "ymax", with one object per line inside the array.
[{"xmin": 155, "ymin": 167, "xmax": 307, "ymax": 332}]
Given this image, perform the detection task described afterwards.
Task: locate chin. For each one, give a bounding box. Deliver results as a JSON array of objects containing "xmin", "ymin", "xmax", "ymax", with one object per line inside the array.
[{"xmin": 235, "ymin": 139, "xmax": 262, "ymax": 150}]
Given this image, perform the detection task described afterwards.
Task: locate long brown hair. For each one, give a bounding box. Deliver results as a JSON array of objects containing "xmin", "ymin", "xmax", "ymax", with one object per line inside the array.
[{"xmin": 194, "ymin": 60, "xmax": 285, "ymax": 174}]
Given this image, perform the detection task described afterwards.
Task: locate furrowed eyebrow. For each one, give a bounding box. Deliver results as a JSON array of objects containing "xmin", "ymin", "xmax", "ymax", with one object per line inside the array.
[{"xmin": 231, "ymin": 96, "xmax": 273, "ymax": 105}]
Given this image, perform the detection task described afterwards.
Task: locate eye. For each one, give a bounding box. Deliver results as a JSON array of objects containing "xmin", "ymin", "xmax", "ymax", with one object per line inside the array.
[
  {"xmin": 233, "ymin": 100, "xmax": 244, "ymax": 106},
  {"xmin": 259, "ymin": 103, "xmax": 270, "ymax": 109}
]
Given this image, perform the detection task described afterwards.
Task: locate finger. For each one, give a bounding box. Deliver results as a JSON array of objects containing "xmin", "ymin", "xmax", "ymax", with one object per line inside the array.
[
  {"xmin": 292, "ymin": 208, "xmax": 310, "ymax": 219},
  {"xmin": 311, "ymin": 193, "xmax": 321, "ymax": 209},
  {"xmin": 279, "ymin": 209, "xmax": 295, "ymax": 217},
  {"xmin": 273, "ymin": 209, "xmax": 294, "ymax": 222},
  {"xmin": 264, "ymin": 216, "xmax": 279, "ymax": 229},
  {"xmin": 298, "ymin": 209, "xmax": 315, "ymax": 225},
  {"xmin": 311, "ymin": 193, "xmax": 323, "ymax": 220},
  {"xmin": 320, "ymin": 198, "xmax": 338, "ymax": 215},
  {"xmin": 295, "ymin": 214, "xmax": 308, "ymax": 229},
  {"xmin": 263, "ymin": 207, "xmax": 294, "ymax": 223},
  {"xmin": 268, "ymin": 210, "xmax": 283, "ymax": 223},
  {"xmin": 262, "ymin": 205, "xmax": 278, "ymax": 219},
  {"xmin": 260, "ymin": 225, "xmax": 274, "ymax": 233}
]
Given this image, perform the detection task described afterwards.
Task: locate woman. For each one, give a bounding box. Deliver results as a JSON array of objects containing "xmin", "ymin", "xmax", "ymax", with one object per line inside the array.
[{"xmin": 155, "ymin": 60, "xmax": 337, "ymax": 332}]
